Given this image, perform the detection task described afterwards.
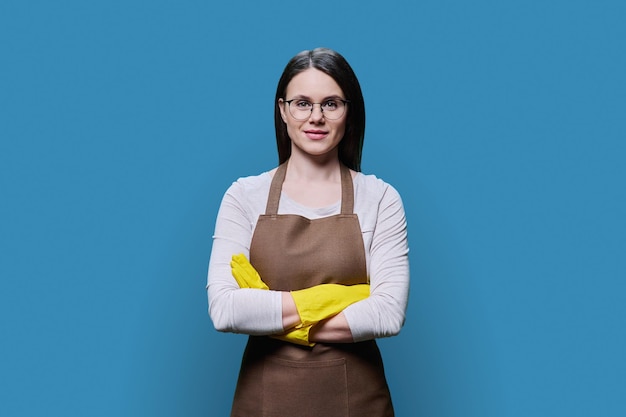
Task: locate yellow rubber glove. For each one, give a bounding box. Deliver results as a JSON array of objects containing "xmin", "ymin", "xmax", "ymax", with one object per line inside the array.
[
  {"xmin": 276, "ymin": 284, "xmax": 369, "ymax": 346},
  {"xmin": 272, "ymin": 325, "xmax": 315, "ymax": 347},
  {"xmin": 231, "ymin": 253, "xmax": 269, "ymax": 290},
  {"xmin": 291, "ymin": 283, "xmax": 370, "ymax": 328}
]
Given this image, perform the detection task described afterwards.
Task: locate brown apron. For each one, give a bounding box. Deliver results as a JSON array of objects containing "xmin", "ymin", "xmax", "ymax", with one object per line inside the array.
[{"xmin": 230, "ymin": 162, "xmax": 394, "ymax": 417}]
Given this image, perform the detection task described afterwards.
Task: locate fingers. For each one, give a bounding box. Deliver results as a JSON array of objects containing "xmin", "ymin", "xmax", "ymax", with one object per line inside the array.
[
  {"xmin": 230, "ymin": 253, "xmax": 269, "ymax": 290},
  {"xmin": 272, "ymin": 326, "xmax": 315, "ymax": 347},
  {"xmin": 231, "ymin": 254, "xmax": 253, "ymax": 288}
]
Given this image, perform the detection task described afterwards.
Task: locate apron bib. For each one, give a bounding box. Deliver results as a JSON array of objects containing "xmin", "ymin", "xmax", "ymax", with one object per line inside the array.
[{"xmin": 230, "ymin": 162, "xmax": 394, "ymax": 417}]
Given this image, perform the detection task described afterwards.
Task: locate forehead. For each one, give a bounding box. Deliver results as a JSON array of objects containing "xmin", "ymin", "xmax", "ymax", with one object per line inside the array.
[{"xmin": 285, "ymin": 68, "xmax": 344, "ymax": 98}]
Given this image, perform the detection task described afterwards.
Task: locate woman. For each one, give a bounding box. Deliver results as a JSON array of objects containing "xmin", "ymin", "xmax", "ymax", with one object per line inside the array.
[{"xmin": 207, "ymin": 48, "xmax": 410, "ymax": 417}]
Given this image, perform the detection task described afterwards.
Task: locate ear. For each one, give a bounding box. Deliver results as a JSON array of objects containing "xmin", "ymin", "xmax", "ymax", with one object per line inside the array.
[{"xmin": 278, "ymin": 98, "xmax": 288, "ymax": 123}]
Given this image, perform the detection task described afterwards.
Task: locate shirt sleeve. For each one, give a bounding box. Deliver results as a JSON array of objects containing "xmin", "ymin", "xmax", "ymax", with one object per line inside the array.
[
  {"xmin": 206, "ymin": 179, "xmax": 284, "ymax": 335},
  {"xmin": 342, "ymin": 183, "xmax": 410, "ymax": 342}
]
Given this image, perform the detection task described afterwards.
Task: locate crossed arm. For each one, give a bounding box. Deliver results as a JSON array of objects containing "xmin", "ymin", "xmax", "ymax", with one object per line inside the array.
[
  {"xmin": 207, "ymin": 177, "xmax": 409, "ymax": 344},
  {"xmin": 230, "ymin": 253, "xmax": 368, "ymax": 345}
]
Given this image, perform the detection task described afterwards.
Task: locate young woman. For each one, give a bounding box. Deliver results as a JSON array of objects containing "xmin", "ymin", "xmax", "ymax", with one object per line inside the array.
[{"xmin": 207, "ymin": 48, "xmax": 410, "ymax": 417}]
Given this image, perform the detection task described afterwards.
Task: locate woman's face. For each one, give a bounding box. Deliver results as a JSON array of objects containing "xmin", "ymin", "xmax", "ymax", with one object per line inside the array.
[{"xmin": 279, "ymin": 68, "xmax": 347, "ymax": 161}]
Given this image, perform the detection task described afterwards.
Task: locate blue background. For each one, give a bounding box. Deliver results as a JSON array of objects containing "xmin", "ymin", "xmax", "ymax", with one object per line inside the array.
[{"xmin": 1, "ymin": 1, "xmax": 624, "ymax": 416}]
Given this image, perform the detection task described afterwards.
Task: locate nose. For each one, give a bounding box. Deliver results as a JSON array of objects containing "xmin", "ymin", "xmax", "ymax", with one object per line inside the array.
[{"xmin": 308, "ymin": 103, "xmax": 325, "ymax": 122}]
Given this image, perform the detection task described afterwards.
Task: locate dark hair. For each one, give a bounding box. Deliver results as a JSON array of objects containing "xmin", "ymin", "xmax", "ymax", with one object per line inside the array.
[{"xmin": 274, "ymin": 48, "xmax": 366, "ymax": 171}]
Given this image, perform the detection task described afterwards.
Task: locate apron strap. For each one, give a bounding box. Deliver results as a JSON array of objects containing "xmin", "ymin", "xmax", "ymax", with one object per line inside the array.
[
  {"xmin": 264, "ymin": 161, "xmax": 354, "ymax": 215},
  {"xmin": 339, "ymin": 163, "xmax": 354, "ymax": 215},
  {"xmin": 265, "ymin": 162, "xmax": 288, "ymax": 215}
]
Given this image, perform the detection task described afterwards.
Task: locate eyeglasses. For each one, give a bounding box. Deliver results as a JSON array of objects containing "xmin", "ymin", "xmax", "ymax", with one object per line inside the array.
[{"xmin": 283, "ymin": 98, "xmax": 349, "ymax": 121}]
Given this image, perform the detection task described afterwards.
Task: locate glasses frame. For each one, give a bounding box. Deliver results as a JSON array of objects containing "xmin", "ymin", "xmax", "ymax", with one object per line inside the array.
[{"xmin": 283, "ymin": 98, "xmax": 350, "ymax": 121}]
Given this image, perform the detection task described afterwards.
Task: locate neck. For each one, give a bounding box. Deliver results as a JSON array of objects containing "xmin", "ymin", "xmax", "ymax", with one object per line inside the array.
[{"xmin": 286, "ymin": 151, "xmax": 342, "ymax": 182}]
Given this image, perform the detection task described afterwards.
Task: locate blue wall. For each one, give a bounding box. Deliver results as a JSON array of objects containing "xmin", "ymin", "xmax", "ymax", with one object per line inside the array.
[{"xmin": 1, "ymin": 1, "xmax": 624, "ymax": 416}]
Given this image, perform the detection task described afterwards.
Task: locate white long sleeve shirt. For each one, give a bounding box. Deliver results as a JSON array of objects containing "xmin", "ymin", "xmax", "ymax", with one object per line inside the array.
[{"xmin": 206, "ymin": 170, "xmax": 410, "ymax": 342}]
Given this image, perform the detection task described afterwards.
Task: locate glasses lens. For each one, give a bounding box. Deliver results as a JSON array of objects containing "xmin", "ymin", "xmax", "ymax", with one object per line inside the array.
[
  {"xmin": 287, "ymin": 100, "xmax": 347, "ymax": 120},
  {"xmin": 322, "ymin": 100, "xmax": 346, "ymax": 120},
  {"xmin": 288, "ymin": 100, "xmax": 312, "ymax": 120}
]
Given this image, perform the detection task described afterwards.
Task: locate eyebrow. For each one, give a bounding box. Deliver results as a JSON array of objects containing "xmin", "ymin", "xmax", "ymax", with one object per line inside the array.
[{"xmin": 289, "ymin": 94, "xmax": 345, "ymax": 101}]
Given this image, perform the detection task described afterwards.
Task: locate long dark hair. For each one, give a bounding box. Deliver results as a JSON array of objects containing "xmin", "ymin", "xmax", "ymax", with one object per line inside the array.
[{"xmin": 274, "ymin": 48, "xmax": 366, "ymax": 172}]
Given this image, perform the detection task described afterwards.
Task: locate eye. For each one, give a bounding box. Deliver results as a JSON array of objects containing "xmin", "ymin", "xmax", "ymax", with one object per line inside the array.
[
  {"xmin": 322, "ymin": 100, "xmax": 339, "ymax": 110},
  {"xmin": 294, "ymin": 100, "xmax": 312, "ymax": 109}
]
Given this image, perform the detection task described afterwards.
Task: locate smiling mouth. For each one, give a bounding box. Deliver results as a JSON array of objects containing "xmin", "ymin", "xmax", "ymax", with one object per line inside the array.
[{"xmin": 304, "ymin": 130, "xmax": 328, "ymax": 139}]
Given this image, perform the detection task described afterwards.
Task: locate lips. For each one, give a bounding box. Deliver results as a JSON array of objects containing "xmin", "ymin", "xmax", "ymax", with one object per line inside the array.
[{"xmin": 304, "ymin": 130, "xmax": 328, "ymax": 140}]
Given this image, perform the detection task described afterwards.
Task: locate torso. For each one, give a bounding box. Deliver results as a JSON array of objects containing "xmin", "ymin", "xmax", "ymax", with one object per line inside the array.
[{"xmin": 230, "ymin": 161, "xmax": 394, "ymax": 417}]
